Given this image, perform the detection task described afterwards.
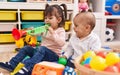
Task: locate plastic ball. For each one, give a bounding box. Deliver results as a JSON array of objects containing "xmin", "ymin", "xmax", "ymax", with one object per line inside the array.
[
  {"xmin": 83, "ymin": 50, "xmax": 96, "ymax": 60},
  {"xmin": 114, "ymin": 62, "xmax": 120, "ymax": 72},
  {"xmin": 96, "ymin": 51, "xmax": 107, "ymax": 58},
  {"xmin": 90, "ymin": 56, "xmax": 107, "ymax": 71},
  {"xmin": 84, "ymin": 57, "xmax": 92, "ymax": 64},
  {"xmin": 106, "ymin": 52, "xmax": 120, "ymax": 66},
  {"xmin": 105, "ymin": 28, "xmax": 115, "ymax": 41},
  {"xmin": 80, "ymin": 61, "xmax": 84, "ymax": 65},
  {"xmin": 104, "ymin": 66, "xmax": 119, "ymax": 73},
  {"xmin": 58, "ymin": 57, "xmax": 67, "ymax": 66},
  {"xmin": 84, "ymin": 64, "xmax": 91, "ymax": 68}
]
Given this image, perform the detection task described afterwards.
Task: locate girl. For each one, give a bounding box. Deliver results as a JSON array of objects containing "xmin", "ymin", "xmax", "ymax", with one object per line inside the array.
[{"xmin": 0, "ymin": 4, "xmax": 67, "ymax": 75}]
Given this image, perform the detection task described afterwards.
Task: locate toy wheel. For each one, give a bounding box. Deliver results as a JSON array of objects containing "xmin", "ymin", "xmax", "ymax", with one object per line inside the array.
[{"xmin": 112, "ymin": 3, "xmax": 120, "ymax": 12}]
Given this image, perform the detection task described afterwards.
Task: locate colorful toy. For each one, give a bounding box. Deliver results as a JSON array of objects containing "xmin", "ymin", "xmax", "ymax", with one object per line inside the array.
[
  {"xmin": 63, "ymin": 66, "xmax": 76, "ymax": 75},
  {"xmin": 12, "ymin": 24, "xmax": 49, "ymax": 51},
  {"xmin": 105, "ymin": 0, "xmax": 120, "ymax": 15},
  {"xmin": 84, "ymin": 64, "xmax": 91, "ymax": 68},
  {"xmin": 90, "ymin": 56, "xmax": 107, "ymax": 71},
  {"xmin": 32, "ymin": 61, "xmax": 65, "ymax": 75},
  {"xmin": 105, "ymin": 27, "xmax": 115, "ymax": 42},
  {"xmin": 13, "ymin": 34, "xmax": 38, "ymax": 52},
  {"xmin": 114, "ymin": 62, "xmax": 120, "ymax": 72},
  {"xmin": 104, "ymin": 66, "xmax": 119, "ymax": 73},
  {"xmin": 75, "ymin": 50, "xmax": 120, "ymax": 74},
  {"xmin": 10, "ymin": 62, "xmax": 24, "ymax": 75},
  {"xmin": 12, "ymin": 24, "xmax": 49, "ymax": 40},
  {"xmin": 78, "ymin": 0, "xmax": 89, "ymax": 12},
  {"xmin": 96, "ymin": 51, "xmax": 107, "ymax": 58},
  {"xmin": 83, "ymin": 50, "xmax": 96, "ymax": 60},
  {"xmin": 58, "ymin": 57, "xmax": 67, "ymax": 66},
  {"xmin": 106, "ymin": 52, "xmax": 120, "ymax": 66},
  {"xmin": 83, "ymin": 57, "xmax": 92, "ymax": 64}
]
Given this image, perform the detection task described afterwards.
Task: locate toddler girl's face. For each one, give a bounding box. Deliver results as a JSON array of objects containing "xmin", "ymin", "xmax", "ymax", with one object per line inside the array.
[{"xmin": 44, "ymin": 15, "xmax": 61, "ymax": 30}]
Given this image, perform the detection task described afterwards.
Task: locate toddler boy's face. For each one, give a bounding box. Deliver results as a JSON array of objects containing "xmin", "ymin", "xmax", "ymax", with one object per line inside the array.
[{"xmin": 73, "ymin": 20, "xmax": 88, "ymax": 39}]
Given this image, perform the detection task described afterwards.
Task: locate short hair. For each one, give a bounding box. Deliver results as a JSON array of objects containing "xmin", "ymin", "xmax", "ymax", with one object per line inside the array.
[{"xmin": 73, "ymin": 12, "xmax": 96, "ymax": 30}]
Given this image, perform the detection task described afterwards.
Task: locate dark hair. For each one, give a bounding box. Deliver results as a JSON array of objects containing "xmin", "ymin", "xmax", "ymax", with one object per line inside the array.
[{"xmin": 44, "ymin": 4, "xmax": 67, "ymax": 27}]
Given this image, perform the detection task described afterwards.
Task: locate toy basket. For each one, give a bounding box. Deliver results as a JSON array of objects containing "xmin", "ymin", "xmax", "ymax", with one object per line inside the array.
[{"xmin": 74, "ymin": 54, "xmax": 120, "ymax": 75}]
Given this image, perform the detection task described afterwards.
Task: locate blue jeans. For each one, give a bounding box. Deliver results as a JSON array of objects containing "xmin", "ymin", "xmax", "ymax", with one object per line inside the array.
[{"xmin": 9, "ymin": 45, "xmax": 59, "ymax": 72}]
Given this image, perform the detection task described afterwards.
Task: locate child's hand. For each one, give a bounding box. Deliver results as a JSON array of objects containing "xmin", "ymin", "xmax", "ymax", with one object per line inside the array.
[
  {"xmin": 29, "ymin": 32, "xmax": 44, "ymax": 36},
  {"xmin": 59, "ymin": 55, "xmax": 67, "ymax": 59},
  {"xmin": 48, "ymin": 27, "xmax": 54, "ymax": 34}
]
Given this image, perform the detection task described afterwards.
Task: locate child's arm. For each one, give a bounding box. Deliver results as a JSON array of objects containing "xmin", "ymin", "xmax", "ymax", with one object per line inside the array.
[
  {"xmin": 63, "ymin": 42, "xmax": 74, "ymax": 59},
  {"xmin": 44, "ymin": 27, "xmax": 66, "ymax": 47},
  {"xmin": 89, "ymin": 35, "xmax": 101, "ymax": 51}
]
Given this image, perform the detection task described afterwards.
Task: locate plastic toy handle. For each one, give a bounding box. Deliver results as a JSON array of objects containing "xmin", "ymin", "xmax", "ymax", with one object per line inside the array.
[{"xmin": 27, "ymin": 24, "xmax": 50, "ymax": 35}]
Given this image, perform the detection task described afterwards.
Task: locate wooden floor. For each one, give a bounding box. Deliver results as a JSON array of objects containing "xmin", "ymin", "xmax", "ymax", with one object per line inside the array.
[
  {"xmin": 0, "ymin": 44, "xmax": 17, "ymax": 75},
  {"xmin": 0, "ymin": 43, "xmax": 120, "ymax": 75}
]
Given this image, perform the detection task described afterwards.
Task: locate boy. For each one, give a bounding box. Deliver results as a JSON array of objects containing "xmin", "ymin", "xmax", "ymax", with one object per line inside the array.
[{"xmin": 63, "ymin": 12, "xmax": 101, "ymax": 68}]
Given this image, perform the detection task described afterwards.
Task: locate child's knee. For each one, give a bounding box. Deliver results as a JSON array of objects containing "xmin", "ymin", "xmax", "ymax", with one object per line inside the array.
[{"xmin": 38, "ymin": 46, "xmax": 47, "ymax": 54}]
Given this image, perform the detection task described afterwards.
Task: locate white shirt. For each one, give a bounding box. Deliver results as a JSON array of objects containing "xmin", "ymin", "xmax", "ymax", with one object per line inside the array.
[{"xmin": 64, "ymin": 32, "xmax": 101, "ymax": 60}]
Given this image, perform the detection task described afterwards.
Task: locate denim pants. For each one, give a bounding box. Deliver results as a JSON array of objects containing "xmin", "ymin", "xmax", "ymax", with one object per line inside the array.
[
  {"xmin": 9, "ymin": 45, "xmax": 59, "ymax": 72},
  {"xmin": 66, "ymin": 58, "xmax": 75, "ymax": 68}
]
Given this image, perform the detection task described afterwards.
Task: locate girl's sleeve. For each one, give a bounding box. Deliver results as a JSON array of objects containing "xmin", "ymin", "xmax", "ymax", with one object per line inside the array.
[{"xmin": 50, "ymin": 29, "xmax": 66, "ymax": 47}]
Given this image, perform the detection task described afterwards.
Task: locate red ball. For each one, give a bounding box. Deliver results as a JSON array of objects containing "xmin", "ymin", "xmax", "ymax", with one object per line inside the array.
[
  {"xmin": 96, "ymin": 51, "xmax": 107, "ymax": 58},
  {"xmin": 104, "ymin": 66, "xmax": 119, "ymax": 73},
  {"xmin": 114, "ymin": 62, "xmax": 120, "ymax": 72},
  {"xmin": 84, "ymin": 64, "xmax": 91, "ymax": 68}
]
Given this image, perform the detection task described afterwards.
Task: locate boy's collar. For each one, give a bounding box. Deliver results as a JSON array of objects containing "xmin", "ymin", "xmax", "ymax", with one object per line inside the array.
[{"xmin": 79, "ymin": 32, "xmax": 93, "ymax": 41}]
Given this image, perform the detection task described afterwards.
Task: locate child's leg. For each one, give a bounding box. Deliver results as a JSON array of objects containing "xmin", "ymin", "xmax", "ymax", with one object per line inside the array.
[
  {"xmin": 16, "ymin": 46, "xmax": 59, "ymax": 75},
  {"xmin": 66, "ymin": 59, "xmax": 75, "ymax": 68},
  {"xmin": 9, "ymin": 45, "xmax": 35, "ymax": 68},
  {"xmin": 0, "ymin": 45, "xmax": 35, "ymax": 72}
]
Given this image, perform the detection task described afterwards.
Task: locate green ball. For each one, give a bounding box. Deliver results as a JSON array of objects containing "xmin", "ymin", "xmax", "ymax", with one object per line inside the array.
[{"xmin": 58, "ymin": 57, "xmax": 67, "ymax": 66}]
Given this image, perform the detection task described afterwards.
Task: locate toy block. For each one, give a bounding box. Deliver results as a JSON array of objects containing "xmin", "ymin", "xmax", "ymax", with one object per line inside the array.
[{"xmin": 32, "ymin": 61, "xmax": 65, "ymax": 75}]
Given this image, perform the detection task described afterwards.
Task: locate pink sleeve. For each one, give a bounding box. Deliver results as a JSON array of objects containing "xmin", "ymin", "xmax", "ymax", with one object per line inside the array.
[{"xmin": 51, "ymin": 28, "xmax": 66, "ymax": 47}]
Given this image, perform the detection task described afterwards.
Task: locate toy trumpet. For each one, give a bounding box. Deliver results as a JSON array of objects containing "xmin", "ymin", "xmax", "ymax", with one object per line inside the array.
[{"xmin": 12, "ymin": 24, "xmax": 49, "ymax": 40}]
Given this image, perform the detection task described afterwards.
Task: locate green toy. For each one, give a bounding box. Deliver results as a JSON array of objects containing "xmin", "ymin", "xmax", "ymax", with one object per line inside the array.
[
  {"xmin": 12, "ymin": 24, "xmax": 50, "ymax": 40},
  {"xmin": 58, "ymin": 57, "xmax": 67, "ymax": 66},
  {"xmin": 27, "ymin": 24, "xmax": 49, "ymax": 35}
]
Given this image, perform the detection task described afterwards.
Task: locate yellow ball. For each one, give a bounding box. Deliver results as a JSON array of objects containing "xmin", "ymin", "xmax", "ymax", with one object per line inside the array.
[
  {"xmin": 106, "ymin": 52, "xmax": 120, "ymax": 66},
  {"xmin": 83, "ymin": 50, "xmax": 96, "ymax": 60},
  {"xmin": 90, "ymin": 56, "xmax": 107, "ymax": 71}
]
